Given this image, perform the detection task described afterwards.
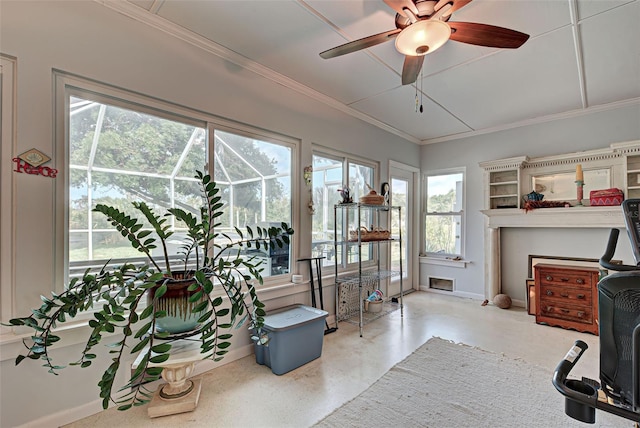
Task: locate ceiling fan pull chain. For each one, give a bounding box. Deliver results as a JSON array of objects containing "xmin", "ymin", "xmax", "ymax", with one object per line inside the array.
[
  {"xmin": 415, "ymin": 84, "xmax": 419, "ymax": 112},
  {"xmin": 419, "ymin": 69, "xmax": 424, "ymax": 113}
]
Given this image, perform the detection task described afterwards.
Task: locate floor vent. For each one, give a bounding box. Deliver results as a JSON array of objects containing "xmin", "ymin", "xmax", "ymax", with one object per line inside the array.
[{"xmin": 429, "ymin": 277, "xmax": 454, "ymax": 292}]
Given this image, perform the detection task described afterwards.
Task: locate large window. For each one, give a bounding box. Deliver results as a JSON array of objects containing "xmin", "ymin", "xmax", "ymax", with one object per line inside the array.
[
  {"xmin": 67, "ymin": 91, "xmax": 294, "ymax": 281},
  {"xmin": 424, "ymin": 170, "xmax": 464, "ymax": 257},
  {"xmin": 312, "ymin": 152, "xmax": 376, "ymax": 268}
]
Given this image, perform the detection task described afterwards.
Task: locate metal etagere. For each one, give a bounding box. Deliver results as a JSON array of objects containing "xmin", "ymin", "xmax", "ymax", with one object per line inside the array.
[{"xmin": 333, "ymin": 203, "xmax": 403, "ymax": 337}]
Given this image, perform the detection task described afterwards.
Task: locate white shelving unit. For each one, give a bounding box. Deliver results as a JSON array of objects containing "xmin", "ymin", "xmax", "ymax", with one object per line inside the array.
[
  {"xmin": 489, "ymin": 169, "xmax": 520, "ymax": 209},
  {"xmin": 625, "ymin": 154, "xmax": 640, "ymax": 199},
  {"xmin": 333, "ymin": 203, "xmax": 403, "ymax": 337},
  {"xmin": 479, "ymin": 156, "xmax": 528, "ymax": 211}
]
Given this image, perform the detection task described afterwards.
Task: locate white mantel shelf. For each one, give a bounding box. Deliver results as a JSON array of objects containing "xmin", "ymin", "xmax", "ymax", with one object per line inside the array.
[{"xmin": 481, "ymin": 206, "xmax": 624, "ymax": 229}]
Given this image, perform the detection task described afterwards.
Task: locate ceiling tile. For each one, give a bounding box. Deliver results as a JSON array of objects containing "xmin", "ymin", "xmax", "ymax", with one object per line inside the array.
[
  {"xmin": 450, "ymin": 0, "xmax": 571, "ymax": 37},
  {"xmin": 156, "ymin": 0, "xmax": 399, "ymax": 104},
  {"xmin": 579, "ymin": 0, "xmax": 640, "ymax": 105},
  {"xmin": 423, "ymin": 26, "xmax": 584, "ymax": 130},
  {"xmin": 351, "ymin": 85, "xmax": 471, "ymax": 141},
  {"xmin": 577, "ymin": 0, "xmax": 636, "ymax": 20}
]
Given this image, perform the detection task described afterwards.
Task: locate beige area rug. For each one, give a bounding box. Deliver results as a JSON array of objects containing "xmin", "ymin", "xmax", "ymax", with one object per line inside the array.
[{"xmin": 314, "ymin": 337, "xmax": 628, "ymax": 428}]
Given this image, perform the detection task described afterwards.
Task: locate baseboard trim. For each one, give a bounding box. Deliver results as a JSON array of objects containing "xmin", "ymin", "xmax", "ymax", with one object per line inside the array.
[{"xmin": 15, "ymin": 343, "xmax": 256, "ymax": 428}]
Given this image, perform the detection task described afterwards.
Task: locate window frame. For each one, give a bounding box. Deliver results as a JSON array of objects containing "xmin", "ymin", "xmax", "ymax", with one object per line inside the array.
[
  {"xmin": 423, "ymin": 167, "xmax": 466, "ymax": 258},
  {"xmin": 1, "ymin": 54, "xmax": 17, "ymax": 332},
  {"xmin": 54, "ymin": 72, "xmax": 299, "ymax": 293},
  {"xmin": 311, "ymin": 147, "xmax": 379, "ymax": 273}
]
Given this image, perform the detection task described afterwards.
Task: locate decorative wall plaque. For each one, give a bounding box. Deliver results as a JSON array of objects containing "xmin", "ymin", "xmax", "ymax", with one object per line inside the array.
[{"xmin": 13, "ymin": 148, "xmax": 58, "ymax": 178}]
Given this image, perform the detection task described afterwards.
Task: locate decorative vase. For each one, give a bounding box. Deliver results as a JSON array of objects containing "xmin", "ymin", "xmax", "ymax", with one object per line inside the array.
[{"xmin": 148, "ymin": 271, "xmax": 208, "ymax": 335}]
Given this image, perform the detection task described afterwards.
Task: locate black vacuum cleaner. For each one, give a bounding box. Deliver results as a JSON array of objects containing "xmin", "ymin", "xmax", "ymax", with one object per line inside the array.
[
  {"xmin": 298, "ymin": 257, "xmax": 338, "ymax": 335},
  {"xmin": 553, "ymin": 199, "xmax": 640, "ymax": 424}
]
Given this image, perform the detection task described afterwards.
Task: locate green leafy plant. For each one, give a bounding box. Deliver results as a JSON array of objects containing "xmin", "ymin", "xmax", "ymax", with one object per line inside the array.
[{"xmin": 6, "ymin": 170, "xmax": 293, "ymax": 411}]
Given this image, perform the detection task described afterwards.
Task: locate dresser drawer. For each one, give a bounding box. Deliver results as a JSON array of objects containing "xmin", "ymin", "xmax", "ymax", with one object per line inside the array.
[
  {"xmin": 538, "ymin": 270, "xmax": 593, "ymax": 288},
  {"xmin": 534, "ymin": 263, "xmax": 600, "ymax": 335},
  {"xmin": 539, "ymin": 303, "xmax": 593, "ymax": 325},
  {"xmin": 539, "ymin": 284, "xmax": 591, "ymax": 305}
]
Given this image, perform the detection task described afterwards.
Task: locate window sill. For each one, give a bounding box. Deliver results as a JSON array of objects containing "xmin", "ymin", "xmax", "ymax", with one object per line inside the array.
[{"xmin": 419, "ymin": 256, "xmax": 470, "ymax": 268}]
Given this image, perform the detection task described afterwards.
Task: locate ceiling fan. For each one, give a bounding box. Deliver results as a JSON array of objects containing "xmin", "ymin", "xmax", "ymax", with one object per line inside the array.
[{"xmin": 319, "ymin": 0, "xmax": 529, "ymax": 85}]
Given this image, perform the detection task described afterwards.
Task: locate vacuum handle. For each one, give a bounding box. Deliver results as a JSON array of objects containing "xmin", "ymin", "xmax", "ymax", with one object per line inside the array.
[{"xmin": 600, "ymin": 229, "xmax": 638, "ymax": 271}]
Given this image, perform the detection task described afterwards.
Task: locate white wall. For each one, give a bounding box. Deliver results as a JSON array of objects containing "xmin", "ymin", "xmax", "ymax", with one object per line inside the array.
[
  {"xmin": 0, "ymin": 2, "xmax": 421, "ymax": 427},
  {"xmin": 420, "ymin": 103, "xmax": 640, "ymax": 303}
]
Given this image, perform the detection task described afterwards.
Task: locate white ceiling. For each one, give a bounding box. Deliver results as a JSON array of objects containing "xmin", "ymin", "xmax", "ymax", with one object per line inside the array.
[{"xmin": 109, "ymin": 0, "xmax": 639, "ymax": 145}]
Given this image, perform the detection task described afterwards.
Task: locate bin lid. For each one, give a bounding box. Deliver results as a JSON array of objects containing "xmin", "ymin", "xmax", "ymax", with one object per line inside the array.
[{"xmin": 263, "ymin": 304, "xmax": 328, "ymax": 331}]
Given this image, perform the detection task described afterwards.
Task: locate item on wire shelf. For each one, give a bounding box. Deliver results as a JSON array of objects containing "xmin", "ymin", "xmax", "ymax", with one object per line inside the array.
[
  {"xmin": 349, "ymin": 226, "xmax": 391, "ymax": 242},
  {"xmin": 589, "ymin": 188, "xmax": 624, "ymax": 206},
  {"xmin": 366, "ymin": 289, "xmax": 383, "ymax": 302},
  {"xmin": 364, "ymin": 299, "xmax": 383, "ymax": 313},
  {"xmin": 359, "ymin": 189, "xmax": 385, "ymax": 205},
  {"xmin": 359, "ymin": 183, "xmax": 385, "ymax": 205},
  {"xmin": 337, "ymin": 186, "xmax": 352, "ymax": 204}
]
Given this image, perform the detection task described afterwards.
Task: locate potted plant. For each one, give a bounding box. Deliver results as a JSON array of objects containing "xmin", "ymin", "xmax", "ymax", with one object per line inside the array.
[{"xmin": 5, "ymin": 170, "xmax": 293, "ymax": 411}]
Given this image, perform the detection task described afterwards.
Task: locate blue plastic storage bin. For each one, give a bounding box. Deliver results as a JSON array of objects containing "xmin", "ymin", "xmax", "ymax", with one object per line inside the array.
[{"xmin": 254, "ymin": 304, "xmax": 328, "ymax": 375}]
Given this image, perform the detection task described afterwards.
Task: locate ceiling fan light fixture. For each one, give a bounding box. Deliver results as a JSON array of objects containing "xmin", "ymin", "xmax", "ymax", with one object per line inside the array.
[{"xmin": 395, "ymin": 20, "xmax": 451, "ymax": 56}]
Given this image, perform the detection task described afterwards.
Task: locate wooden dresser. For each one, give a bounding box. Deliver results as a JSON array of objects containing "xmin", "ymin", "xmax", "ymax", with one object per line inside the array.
[{"xmin": 534, "ymin": 263, "xmax": 600, "ymax": 335}]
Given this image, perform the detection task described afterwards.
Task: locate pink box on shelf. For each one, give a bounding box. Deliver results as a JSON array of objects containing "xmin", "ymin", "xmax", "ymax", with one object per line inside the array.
[{"xmin": 589, "ymin": 188, "xmax": 624, "ymax": 206}]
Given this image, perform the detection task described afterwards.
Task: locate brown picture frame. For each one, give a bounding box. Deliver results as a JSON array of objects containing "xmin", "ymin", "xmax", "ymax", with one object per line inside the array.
[{"xmin": 526, "ymin": 279, "xmax": 536, "ymax": 315}]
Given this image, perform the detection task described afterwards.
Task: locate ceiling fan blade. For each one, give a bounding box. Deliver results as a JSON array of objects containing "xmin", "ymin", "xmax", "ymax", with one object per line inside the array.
[
  {"xmin": 320, "ymin": 29, "xmax": 401, "ymax": 59},
  {"xmin": 401, "ymin": 55, "xmax": 425, "ymax": 85},
  {"xmin": 435, "ymin": 0, "xmax": 473, "ymax": 15},
  {"xmin": 383, "ymin": 0, "xmax": 419, "ymax": 18},
  {"xmin": 448, "ymin": 22, "xmax": 529, "ymax": 48}
]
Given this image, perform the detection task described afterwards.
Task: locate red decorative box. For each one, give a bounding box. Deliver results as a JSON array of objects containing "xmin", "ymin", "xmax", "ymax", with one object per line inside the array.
[{"xmin": 589, "ymin": 188, "xmax": 624, "ymax": 206}]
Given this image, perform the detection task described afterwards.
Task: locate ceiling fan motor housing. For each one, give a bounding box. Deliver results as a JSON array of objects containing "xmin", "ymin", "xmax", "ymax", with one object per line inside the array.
[{"xmin": 395, "ymin": 0, "xmax": 450, "ymax": 29}]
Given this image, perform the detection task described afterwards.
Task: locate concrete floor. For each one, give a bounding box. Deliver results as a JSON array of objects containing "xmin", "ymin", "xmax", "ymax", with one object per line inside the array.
[{"xmin": 66, "ymin": 291, "xmax": 604, "ymax": 428}]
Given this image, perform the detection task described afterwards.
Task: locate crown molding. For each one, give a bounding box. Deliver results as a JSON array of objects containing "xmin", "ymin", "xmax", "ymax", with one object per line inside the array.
[
  {"xmin": 94, "ymin": 0, "xmax": 421, "ymax": 144},
  {"xmin": 421, "ymin": 97, "xmax": 640, "ymax": 145}
]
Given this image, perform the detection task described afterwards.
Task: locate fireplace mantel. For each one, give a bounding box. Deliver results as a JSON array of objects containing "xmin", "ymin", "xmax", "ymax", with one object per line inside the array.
[
  {"xmin": 481, "ymin": 206, "xmax": 624, "ymax": 229},
  {"xmin": 481, "ymin": 206, "xmax": 625, "ymax": 300},
  {"xmin": 478, "ymin": 141, "xmax": 640, "ymax": 300}
]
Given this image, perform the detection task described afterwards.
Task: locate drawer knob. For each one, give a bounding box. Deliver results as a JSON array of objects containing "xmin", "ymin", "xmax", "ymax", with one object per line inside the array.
[
  {"xmin": 545, "ymin": 275, "xmax": 553, "ymax": 281},
  {"xmin": 545, "ymin": 306, "xmax": 553, "ymax": 312},
  {"xmin": 577, "ymin": 294, "xmax": 585, "ymax": 299},
  {"xmin": 576, "ymin": 278, "xmax": 585, "ymax": 285},
  {"xmin": 546, "ymin": 290, "xmax": 553, "ymax": 296},
  {"xmin": 577, "ymin": 311, "xmax": 585, "ymax": 318},
  {"xmin": 560, "ymin": 292, "xmax": 569, "ymax": 298},
  {"xmin": 560, "ymin": 277, "xmax": 569, "ymax": 282},
  {"xmin": 561, "ymin": 309, "xmax": 570, "ymax": 314}
]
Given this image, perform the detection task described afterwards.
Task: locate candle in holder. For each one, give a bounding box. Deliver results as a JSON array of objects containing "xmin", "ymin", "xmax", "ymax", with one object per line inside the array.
[{"xmin": 575, "ymin": 164, "xmax": 584, "ymax": 206}]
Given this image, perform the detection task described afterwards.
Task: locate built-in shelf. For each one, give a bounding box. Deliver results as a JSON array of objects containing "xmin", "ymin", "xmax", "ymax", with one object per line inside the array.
[
  {"xmin": 626, "ymin": 153, "xmax": 640, "ymax": 199},
  {"xmin": 490, "ymin": 180, "xmax": 518, "ymax": 186},
  {"xmin": 490, "ymin": 194, "xmax": 518, "ymax": 198}
]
